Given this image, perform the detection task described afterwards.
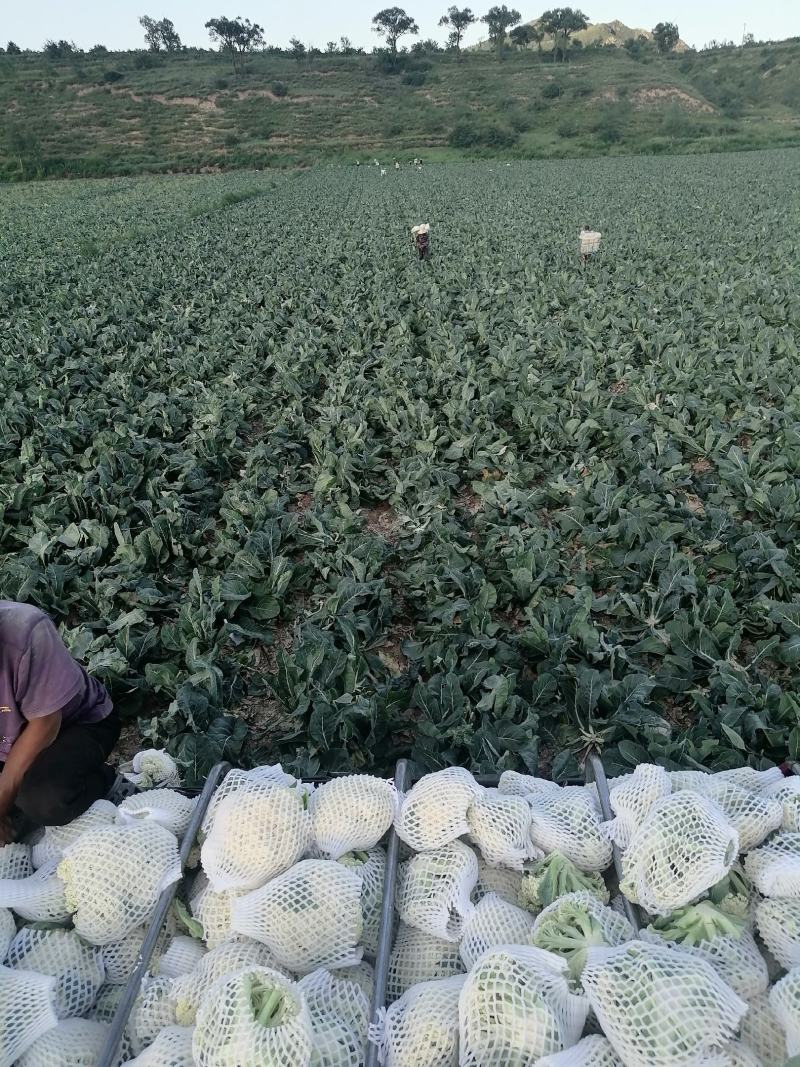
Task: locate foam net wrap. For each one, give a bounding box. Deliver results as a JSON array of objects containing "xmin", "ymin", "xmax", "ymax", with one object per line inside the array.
[
  {"xmin": 620, "ymin": 792, "xmax": 738, "ymax": 914},
  {"xmin": 192, "ymin": 965, "xmax": 314, "ymax": 1067},
  {"xmin": 0, "ymin": 965, "xmax": 59, "ymax": 1067},
  {"xmin": 459, "ymin": 944, "xmax": 589, "ymax": 1066},
  {"xmin": 467, "ymin": 790, "xmax": 534, "ymax": 870},
  {"xmin": 15, "ymin": 1019, "xmax": 109, "ymax": 1067},
  {"xmin": 232, "ymin": 858, "xmax": 364, "ymax": 973},
  {"xmin": 380, "ymin": 975, "xmax": 465, "ymax": 1067},
  {"xmin": 297, "ymin": 966, "xmax": 370, "ymax": 1066},
  {"xmin": 537, "ymin": 1034, "xmax": 624, "ymax": 1067},
  {"xmin": 123, "ymin": 1025, "xmax": 195, "ymax": 1067},
  {"xmin": 756, "ymin": 896, "xmax": 800, "ymax": 970},
  {"xmin": 529, "ymin": 787, "xmax": 613, "ymax": 873},
  {"xmin": 745, "ymin": 832, "xmax": 800, "ymax": 897},
  {"xmin": 5, "ymin": 926, "xmax": 105, "ymax": 1019},
  {"xmin": 338, "ymin": 847, "xmax": 386, "ymax": 957},
  {"xmin": 459, "ymin": 892, "xmax": 535, "ymax": 970},
  {"xmin": 0, "ymin": 841, "xmax": 33, "ymax": 879},
  {"xmin": 0, "ymin": 861, "xmax": 70, "ymax": 923},
  {"xmin": 172, "ymin": 937, "xmax": 289, "ymax": 1026},
  {"xmin": 117, "ymin": 789, "xmax": 197, "ymax": 839},
  {"xmin": 770, "ymin": 967, "xmax": 800, "ymax": 1057},
  {"xmin": 311, "ymin": 774, "xmax": 396, "ymax": 859},
  {"xmin": 58, "ymin": 822, "xmax": 181, "ymax": 945},
  {"xmin": 606, "ymin": 765, "xmax": 671, "ymax": 851},
  {"xmin": 386, "ymin": 923, "xmax": 465, "ymax": 1004},
  {"xmin": 581, "ymin": 940, "xmax": 747, "ymax": 1067},
  {"xmin": 31, "ymin": 801, "xmax": 118, "ymax": 870},
  {"xmin": 395, "ymin": 768, "xmax": 482, "ymax": 852},
  {"xmin": 201, "ymin": 783, "xmax": 312, "ymax": 892},
  {"xmin": 396, "ymin": 840, "xmax": 478, "ymax": 941}
]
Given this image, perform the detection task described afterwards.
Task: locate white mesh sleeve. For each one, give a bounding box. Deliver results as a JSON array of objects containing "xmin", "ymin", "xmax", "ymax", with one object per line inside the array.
[
  {"xmin": 537, "ymin": 1034, "xmax": 623, "ymax": 1067},
  {"xmin": 311, "ymin": 775, "xmax": 396, "ymax": 859},
  {"xmin": 200, "ymin": 766, "xmax": 303, "ymax": 836},
  {"xmin": 0, "ymin": 965, "xmax": 59, "ymax": 1067},
  {"xmin": 4, "ymin": 926, "xmax": 105, "ymax": 1019},
  {"xmin": 188, "ymin": 874, "xmax": 242, "ymax": 949},
  {"xmin": 121, "ymin": 749, "xmax": 181, "ymax": 790},
  {"xmin": 459, "ymin": 892, "xmax": 535, "ymax": 970},
  {"xmin": 682, "ymin": 779, "xmax": 783, "ymax": 853},
  {"xmin": 620, "ymin": 792, "xmax": 738, "ymax": 913},
  {"xmin": 467, "ymin": 789, "xmax": 535, "ymax": 870},
  {"xmin": 459, "ymin": 944, "xmax": 589, "ymax": 1065},
  {"xmin": 396, "ymin": 841, "xmax": 478, "ymax": 941},
  {"xmin": 117, "ymin": 790, "xmax": 197, "ymax": 839},
  {"xmin": 395, "ymin": 768, "xmax": 482, "ymax": 851},
  {"xmin": 58, "ymin": 823, "xmax": 182, "ymax": 945},
  {"xmin": 529, "ymin": 787, "xmax": 613, "ymax": 872},
  {"xmin": 745, "ymin": 832, "xmax": 800, "ymax": 896},
  {"xmin": 582, "ymin": 940, "xmax": 747, "ymax": 1066},
  {"xmin": 15, "ymin": 1019, "xmax": 109, "ymax": 1067},
  {"xmin": 387, "ymin": 923, "xmax": 465, "ymax": 1004},
  {"xmin": 129, "ymin": 976, "xmax": 179, "ymax": 1055},
  {"xmin": 605, "ymin": 765, "xmax": 671, "ymax": 850},
  {"xmin": 0, "ymin": 860, "xmax": 70, "ymax": 923},
  {"xmin": 472, "ymin": 859, "xmax": 524, "ymax": 906},
  {"xmin": 0, "ymin": 841, "xmax": 33, "ymax": 879},
  {"xmin": 154, "ymin": 935, "xmax": 208, "ymax": 979},
  {"xmin": 769, "ymin": 967, "xmax": 800, "ymax": 1056},
  {"xmin": 338, "ymin": 847, "xmax": 386, "ymax": 957},
  {"xmin": 192, "ymin": 965, "xmax": 314, "ymax": 1067},
  {"xmin": 31, "ymin": 800, "xmax": 118, "ymax": 869},
  {"xmin": 0, "ymin": 908, "xmax": 15, "ymax": 960},
  {"xmin": 756, "ymin": 896, "xmax": 800, "ymax": 969},
  {"xmin": 497, "ymin": 771, "xmax": 562, "ymax": 800},
  {"xmin": 171, "ymin": 938, "xmax": 291, "ymax": 1026},
  {"xmin": 122, "ymin": 1025, "xmax": 195, "ymax": 1066},
  {"xmin": 763, "ymin": 776, "xmax": 800, "ymax": 832},
  {"xmin": 297, "ymin": 967, "xmax": 370, "ymax": 1066},
  {"xmin": 640, "ymin": 927, "xmax": 768, "ymax": 1000},
  {"xmin": 201, "ymin": 783, "xmax": 312, "ymax": 892},
  {"xmin": 232, "ymin": 859, "xmax": 364, "ymax": 973},
  {"xmin": 380, "ymin": 975, "xmax": 465, "ymax": 1067},
  {"xmin": 739, "ymin": 991, "xmax": 788, "ymax": 1067}
]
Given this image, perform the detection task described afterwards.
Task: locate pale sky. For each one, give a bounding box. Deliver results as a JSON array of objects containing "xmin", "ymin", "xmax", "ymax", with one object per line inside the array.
[{"xmin": 2, "ymin": 0, "xmax": 796, "ymax": 53}]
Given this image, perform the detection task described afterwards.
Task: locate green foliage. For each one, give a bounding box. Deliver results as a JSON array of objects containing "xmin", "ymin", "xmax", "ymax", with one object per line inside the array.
[{"xmin": 1, "ymin": 153, "xmax": 800, "ymax": 782}]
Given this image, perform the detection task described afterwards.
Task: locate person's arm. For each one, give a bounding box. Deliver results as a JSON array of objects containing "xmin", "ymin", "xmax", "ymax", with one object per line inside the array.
[{"xmin": 0, "ymin": 711, "xmax": 61, "ymax": 844}]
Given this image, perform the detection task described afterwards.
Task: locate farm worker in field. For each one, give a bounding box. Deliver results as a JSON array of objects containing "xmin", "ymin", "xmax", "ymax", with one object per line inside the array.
[
  {"xmin": 579, "ymin": 225, "xmax": 602, "ymax": 265},
  {"xmin": 411, "ymin": 223, "xmax": 431, "ymax": 261},
  {"xmin": 0, "ymin": 601, "xmax": 120, "ymax": 844},
  {"xmin": 395, "ymin": 161, "xmax": 400, "ymax": 170}
]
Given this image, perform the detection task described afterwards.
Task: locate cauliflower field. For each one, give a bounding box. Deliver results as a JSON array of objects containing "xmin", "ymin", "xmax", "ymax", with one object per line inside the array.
[
  {"xmin": 3, "ymin": 761, "xmax": 800, "ymax": 1065},
  {"xmin": 1, "ymin": 150, "xmax": 800, "ymax": 784}
]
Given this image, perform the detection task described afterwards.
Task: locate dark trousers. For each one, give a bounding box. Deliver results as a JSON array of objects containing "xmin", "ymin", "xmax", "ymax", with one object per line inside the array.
[{"xmin": 1, "ymin": 710, "xmax": 121, "ymax": 828}]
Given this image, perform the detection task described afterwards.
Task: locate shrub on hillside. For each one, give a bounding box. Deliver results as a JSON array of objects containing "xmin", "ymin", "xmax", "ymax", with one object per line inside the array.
[
  {"xmin": 403, "ymin": 70, "xmax": 427, "ymax": 86},
  {"xmin": 103, "ymin": 70, "xmax": 124, "ymax": 83},
  {"xmin": 449, "ymin": 120, "xmax": 518, "ymax": 149},
  {"xmin": 272, "ymin": 81, "xmax": 289, "ymax": 97},
  {"xmin": 541, "ymin": 82, "xmax": 562, "ymax": 99}
]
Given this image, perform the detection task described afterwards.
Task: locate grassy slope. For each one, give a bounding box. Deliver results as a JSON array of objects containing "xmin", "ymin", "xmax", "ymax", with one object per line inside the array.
[{"xmin": 1, "ymin": 39, "xmax": 799, "ymax": 179}]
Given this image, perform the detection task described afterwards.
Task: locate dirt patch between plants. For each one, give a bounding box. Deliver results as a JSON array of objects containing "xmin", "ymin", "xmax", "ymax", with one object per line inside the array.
[
  {"xmin": 631, "ymin": 87, "xmax": 714, "ymax": 113},
  {"xmin": 362, "ymin": 502, "xmax": 401, "ymax": 541}
]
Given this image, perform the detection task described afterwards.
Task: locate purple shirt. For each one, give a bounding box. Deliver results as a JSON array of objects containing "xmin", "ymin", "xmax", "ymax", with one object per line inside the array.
[{"xmin": 0, "ymin": 601, "xmax": 112, "ymax": 760}]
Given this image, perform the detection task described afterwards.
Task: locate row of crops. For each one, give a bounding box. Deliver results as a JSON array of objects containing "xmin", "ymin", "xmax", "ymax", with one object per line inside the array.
[{"xmin": 1, "ymin": 151, "xmax": 799, "ymax": 783}]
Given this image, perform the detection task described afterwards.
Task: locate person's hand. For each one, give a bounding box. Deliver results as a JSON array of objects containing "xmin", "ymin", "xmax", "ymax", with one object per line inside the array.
[{"xmin": 0, "ymin": 814, "xmax": 14, "ymax": 846}]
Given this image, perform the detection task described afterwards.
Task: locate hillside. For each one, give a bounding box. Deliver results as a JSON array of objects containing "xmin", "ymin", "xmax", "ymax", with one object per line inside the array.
[
  {"xmin": 1, "ymin": 39, "xmax": 799, "ymax": 179},
  {"xmin": 473, "ymin": 18, "xmax": 691, "ymax": 51}
]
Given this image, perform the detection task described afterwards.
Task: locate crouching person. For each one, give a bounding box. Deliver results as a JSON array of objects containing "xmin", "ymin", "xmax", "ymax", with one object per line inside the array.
[
  {"xmin": 0, "ymin": 600, "xmax": 120, "ymax": 843},
  {"xmin": 411, "ymin": 223, "xmax": 431, "ymax": 261}
]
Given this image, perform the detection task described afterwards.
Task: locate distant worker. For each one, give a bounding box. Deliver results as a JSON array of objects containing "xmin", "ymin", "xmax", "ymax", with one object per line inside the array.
[
  {"xmin": 381, "ymin": 168, "xmax": 387, "ymax": 177},
  {"xmin": 356, "ymin": 159, "xmax": 360, "ymax": 166},
  {"xmin": 579, "ymin": 225, "xmax": 602, "ymax": 266},
  {"xmin": 0, "ymin": 600, "xmax": 121, "ymax": 843},
  {"xmin": 411, "ymin": 223, "xmax": 431, "ymax": 261},
  {"xmin": 395, "ymin": 161, "xmax": 400, "ymax": 171}
]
